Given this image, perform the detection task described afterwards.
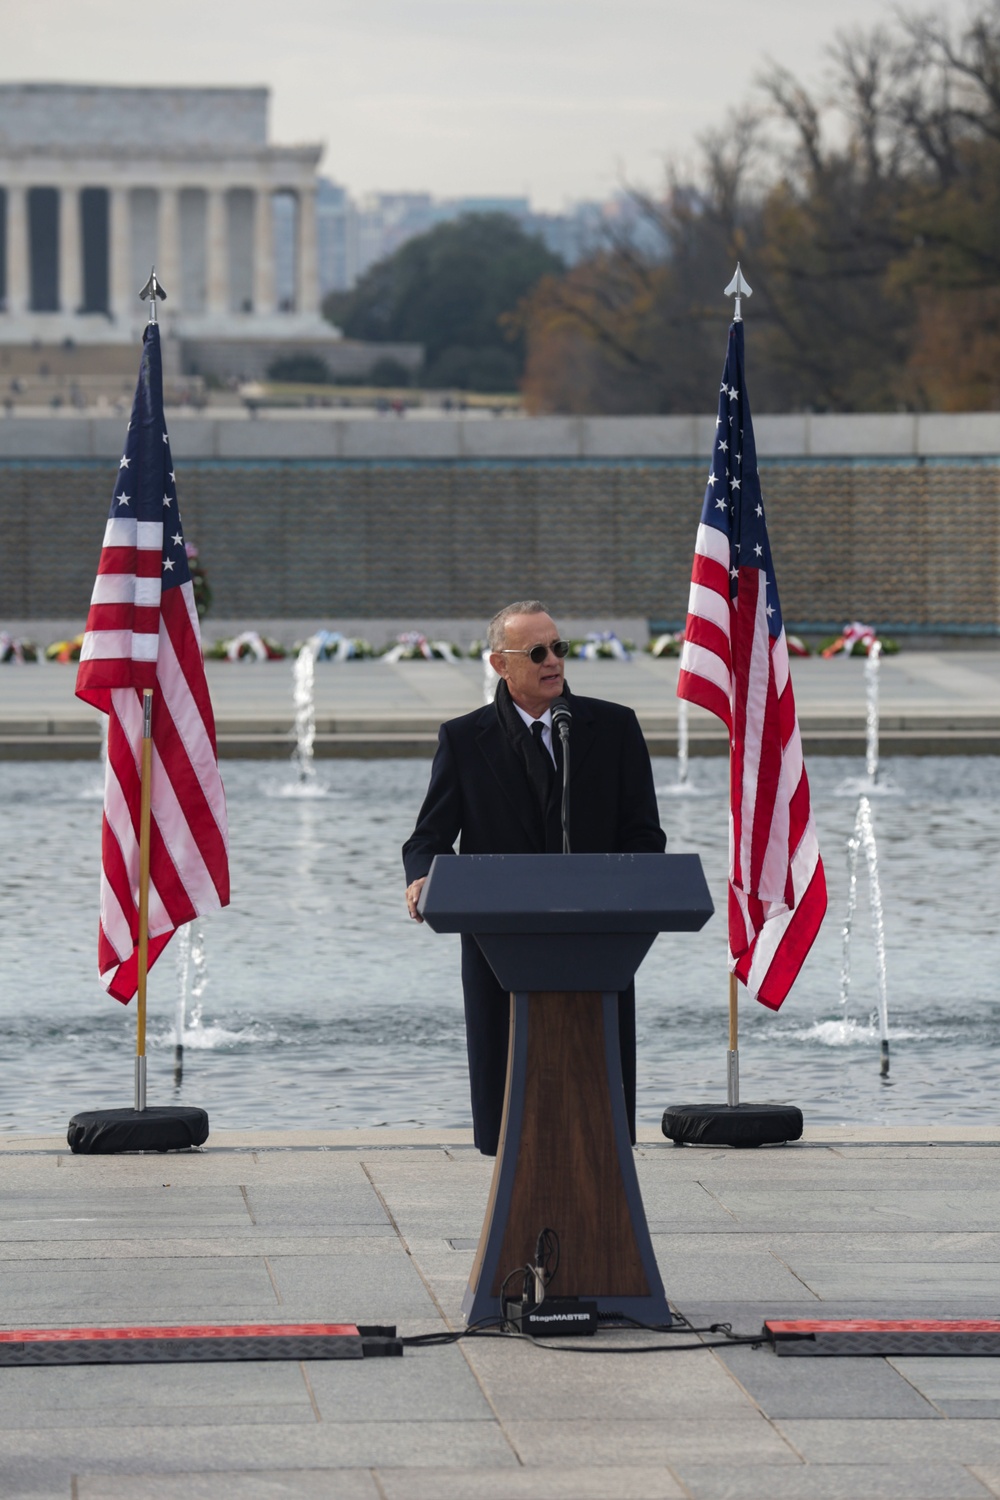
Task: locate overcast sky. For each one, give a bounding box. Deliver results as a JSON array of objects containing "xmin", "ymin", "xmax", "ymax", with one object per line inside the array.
[{"xmin": 1, "ymin": 0, "xmax": 974, "ymax": 209}]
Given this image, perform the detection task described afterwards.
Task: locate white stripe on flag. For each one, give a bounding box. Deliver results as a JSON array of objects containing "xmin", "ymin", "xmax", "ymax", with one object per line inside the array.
[
  {"xmin": 679, "ymin": 639, "xmax": 732, "ymax": 699},
  {"xmin": 150, "ymin": 744, "xmax": 219, "ymax": 913},
  {"xmin": 137, "ymin": 521, "xmax": 163, "ymax": 549},
  {"xmin": 743, "ymin": 834, "xmax": 822, "ymax": 996},
  {"xmin": 90, "ymin": 574, "xmax": 161, "ymax": 606},
  {"xmin": 773, "ymin": 630, "xmax": 789, "ymax": 697},
  {"xmin": 80, "ymin": 630, "xmax": 131, "ymax": 661},
  {"xmin": 79, "ymin": 630, "xmax": 158, "ymax": 662},
  {"xmin": 694, "ymin": 522, "xmax": 730, "ymax": 567},
  {"xmin": 132, "ymin": 633, "xmax": 159, "ymax": 662},
  {"xmin": 103, "ymin": 517, "xmax": 137, "ymax": 546},
  {"xmin": 687, "ymin": 580, "xmax": 730, "ymax": 633}
]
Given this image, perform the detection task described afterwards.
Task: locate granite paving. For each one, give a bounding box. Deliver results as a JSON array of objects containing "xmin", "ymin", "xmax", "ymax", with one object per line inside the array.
[
  {"xmin": 3, "ymin": 649, "xmax": 1000, "ymax": 757},
  {"xmin": 1, "ymin": 1127, "xmax": 999, "ymax": 1499}
]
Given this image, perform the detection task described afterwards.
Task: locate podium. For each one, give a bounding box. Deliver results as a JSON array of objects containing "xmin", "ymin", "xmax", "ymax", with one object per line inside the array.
[{"xmin": 419, "ymin": 852, "xmax": 714, "ymax": 1326}]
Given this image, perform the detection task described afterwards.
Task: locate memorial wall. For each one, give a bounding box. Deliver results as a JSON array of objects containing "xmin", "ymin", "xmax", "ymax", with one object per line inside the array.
[{"xmin": 1, "ymin": 414, "xmax": 997, "ymax": 634}]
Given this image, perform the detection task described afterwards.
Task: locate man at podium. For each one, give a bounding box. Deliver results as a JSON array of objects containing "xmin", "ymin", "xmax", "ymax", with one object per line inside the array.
[{"xmin": 403, "ymin": 600, "xmax": 665, "ymax": 1155}]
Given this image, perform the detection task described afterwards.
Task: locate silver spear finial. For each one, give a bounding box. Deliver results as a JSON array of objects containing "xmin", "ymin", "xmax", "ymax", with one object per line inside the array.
[
  {"xmin": 139, "ymin": 267, "xmax": 167, "ymax": 324},
  {"xmin": 724, "ymin": 263, "xmax": 752, "ymax": 322}
]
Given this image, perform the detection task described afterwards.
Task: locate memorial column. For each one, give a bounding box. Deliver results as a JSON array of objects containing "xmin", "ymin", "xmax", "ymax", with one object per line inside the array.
[
  {"xmin": 58, "ymin": 185, "xmax": 82, "ymax": 315},
  {"xmin": 252, "ymin": 185, "xmax": 274, "ymax": 315},
  {"xmin": 157, "ymin": 186, "xmax": 181, "ymax": 310},
  {"xmin": 296, "ymin": 184, "xmax": 319, "ymax": 316},
  {"xmin": 205, "ymin": 185, "xmax": 228, "ymax": 316},
  {"xmin": 109, "ymin": 185, "xmax": 132, "ymax": 324},
  {"xmin": 5, "ymin": 183, "xmax": 29, "ymax": 315}
]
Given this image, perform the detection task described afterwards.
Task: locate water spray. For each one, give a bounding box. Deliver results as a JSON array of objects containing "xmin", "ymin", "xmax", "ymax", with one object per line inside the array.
[
  {"xmin": 840, "ymin": 635, "xmax": 891, "ymax": 1076},
  {"xmin": 865, "ymin": 638, "xmax": 882, "ymax": 786},
  {"xmin": 292, "ymin": 636, "xmax": 320, "ymax": 785},
  {"xmin": 676, "ymin": 697, "xmax": 689, "ymax": 787},
  {"xmin": 174, "ymin": 923, "xmax": 191, "ymax": 1086}
]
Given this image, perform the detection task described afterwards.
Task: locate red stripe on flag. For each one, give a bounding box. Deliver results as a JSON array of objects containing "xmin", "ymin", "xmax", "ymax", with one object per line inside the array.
[
  {"xmin": 96, "ymin": 548, "xmax": 136, "ymax": 576},
  {"xmin": 161, "ymin": 588, "xmax": 222, "ymax": 756},
  {"xmin": 749, "ymin": 860, "xmax": 828, "ymax": 1010},
  {"xmin": 748, "ymin": 650, "xmax": 783, "ymax": 898},
  {"xmin": 676, "ymin": 669, "xmax": 731, "ymax": 728},
  {"xmin": 690, "ymin": 550, "xmax": 730, "ymax": 596},
  {"xmin": 682, "ymin": 612, "xmax": 731, "ymax": 667}
]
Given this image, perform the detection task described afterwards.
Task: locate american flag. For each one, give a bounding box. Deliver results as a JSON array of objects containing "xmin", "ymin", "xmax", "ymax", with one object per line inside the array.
[
  {"xmin": 677, "ymin": 319, "xmax": 826, "ymax": 1009},
  {"xmin": 76, "ymin": 324, "xmax": 230, "ymax": 1003}
]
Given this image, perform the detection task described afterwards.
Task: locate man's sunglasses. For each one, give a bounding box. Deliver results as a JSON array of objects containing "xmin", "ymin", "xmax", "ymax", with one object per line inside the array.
[{"xmin": 496, "ymin": 640, "xmax": 570, "ymax": 664}]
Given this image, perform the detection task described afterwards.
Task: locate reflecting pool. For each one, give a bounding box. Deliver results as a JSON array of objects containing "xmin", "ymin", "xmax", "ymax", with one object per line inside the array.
[{"xmin": 1, "ymin": 756, "xmax": 998, "ymax": 1134}]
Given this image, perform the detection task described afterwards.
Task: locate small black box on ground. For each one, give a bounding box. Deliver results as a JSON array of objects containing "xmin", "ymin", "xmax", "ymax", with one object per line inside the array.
[{"xmin": 520, "ymin": 1299, "xmax": 598, "ymax": 1337}]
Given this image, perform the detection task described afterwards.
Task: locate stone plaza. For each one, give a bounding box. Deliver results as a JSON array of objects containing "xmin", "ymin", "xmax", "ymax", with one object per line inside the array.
[{"xmin": 3, "ymin": 1124, "xmax": 1000, "ymax": 1499}]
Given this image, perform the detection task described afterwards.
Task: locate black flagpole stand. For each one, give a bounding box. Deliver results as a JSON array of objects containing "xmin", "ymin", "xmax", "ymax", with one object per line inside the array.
[
  {"xmin": 69, "ymin": 274, "xmax": 209, "ymax": 1155},
  {"xmin": 662, "ymin": 265, "xmax": 803, "ymax": 1151}
]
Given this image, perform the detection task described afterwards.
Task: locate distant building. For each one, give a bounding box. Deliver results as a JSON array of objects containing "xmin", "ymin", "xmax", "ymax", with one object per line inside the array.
[
  {"xmin": 316, "ymin": 179, "xmax": 357, "ymax": 296},
  {"xmin": 312, "ymin": 186, "xmax": 645, "ymax": 296}
]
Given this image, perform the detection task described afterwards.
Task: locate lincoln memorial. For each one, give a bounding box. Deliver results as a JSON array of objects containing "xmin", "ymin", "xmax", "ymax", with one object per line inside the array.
[{"xmin": 0, "ymin": 84, "xmax": 414, "ymax": 381}]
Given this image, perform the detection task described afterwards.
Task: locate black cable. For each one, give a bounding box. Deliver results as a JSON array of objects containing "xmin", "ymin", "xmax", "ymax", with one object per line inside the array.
[
  {"xmin": 402, "ymin": 1235, "xmax": 764, "ymax": 1354},
  {"xmin": 501, "ymin": 1329, "xmax": 763, "ymax": 1354},
  {"xmin": 400, "ymin": 1327, "xmax": 762, "ymax": 1353},
  {"xmin": 599, "ymin": 1312, "xmax": 742, "ymax": 1338},
  {"xmin": 400, "ymin": 1317, "xmax": 506, "ymax": 1348},
  {"xmin": 400, "ymin": 1318, "xmax": 761, "ymax": 1352},
  {"xmin": 513, "ymin": 1339, "xmax": 763, "ymax": 1354}
]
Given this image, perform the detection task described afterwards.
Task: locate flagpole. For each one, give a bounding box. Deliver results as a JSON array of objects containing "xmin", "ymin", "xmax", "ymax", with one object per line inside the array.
[
  {"xmin": 663, "ymin": 260, "xmax": 814, "ymax": 1149},
  {"xmin": 135, "ymin": 687, "xmax": 153, "ymax": 1111},
  {"xmin": 727, "ymin": 972, "xmax": 739, "ymax": 1106},
  {"xmin": 69, "ymin": 263, "xmax": 221, "ymax": 1155},
  {"xmin": 722, "ymin": 263, "xmax": 751, "ymax": 1111}
]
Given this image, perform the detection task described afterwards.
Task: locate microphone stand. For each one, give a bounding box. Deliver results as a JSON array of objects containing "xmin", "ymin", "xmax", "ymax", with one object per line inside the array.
[
  {"xmin": 553, "ymin": 715, "xmax": 571, "ymax": 854},
  {"xmin": 559, "ymin": 724, "xmax": 571, "ymax": 853}
]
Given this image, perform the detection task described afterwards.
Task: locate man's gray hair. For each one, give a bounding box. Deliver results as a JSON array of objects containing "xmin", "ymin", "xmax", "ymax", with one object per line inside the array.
[{"xmin": 487, "ymin": 600, "xmax": 551, "ymax": 652}]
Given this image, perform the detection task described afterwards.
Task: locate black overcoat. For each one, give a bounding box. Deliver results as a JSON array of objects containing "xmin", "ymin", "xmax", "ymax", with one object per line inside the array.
[{"xmin": 403, "ymin": 685, "xmax": 666, "ymax": 1154}]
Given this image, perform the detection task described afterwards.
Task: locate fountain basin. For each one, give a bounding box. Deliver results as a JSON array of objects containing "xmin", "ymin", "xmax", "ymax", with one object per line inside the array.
[{"xmin": 1, "ymin": 755, "xmax": 998, "ymax": 1135}]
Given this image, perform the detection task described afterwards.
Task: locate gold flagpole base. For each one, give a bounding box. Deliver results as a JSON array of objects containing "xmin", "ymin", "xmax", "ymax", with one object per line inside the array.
[{"xmin": 135, "ymin": 1056, "xmax": 147, "ymax": 1112}]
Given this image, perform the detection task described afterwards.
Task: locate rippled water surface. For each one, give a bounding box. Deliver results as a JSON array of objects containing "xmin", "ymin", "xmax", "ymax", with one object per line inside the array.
[{"xmin": 2, "ymin": 755, "xmax": 998, "ymax": 1133}]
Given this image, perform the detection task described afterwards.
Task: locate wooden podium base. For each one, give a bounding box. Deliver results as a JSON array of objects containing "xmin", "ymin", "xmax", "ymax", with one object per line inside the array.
[{"xmin": 462, "ymin": 991, "xmax": 670, "ymax": 1327}]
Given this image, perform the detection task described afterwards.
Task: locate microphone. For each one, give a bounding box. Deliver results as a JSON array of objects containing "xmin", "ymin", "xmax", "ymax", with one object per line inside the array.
[
  {"xmin": 550, "ymin": 698, "xmax": 572, "ymax": 854},
  {"xmin": 551, "ymin": 697, "xmax": 572, "ymax": 737}
]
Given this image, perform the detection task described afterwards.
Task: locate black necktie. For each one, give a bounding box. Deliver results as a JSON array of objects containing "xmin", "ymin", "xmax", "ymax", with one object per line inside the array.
[{"xmin": 531, "ymin": 721, "xmax": 554, "ymax": 787}]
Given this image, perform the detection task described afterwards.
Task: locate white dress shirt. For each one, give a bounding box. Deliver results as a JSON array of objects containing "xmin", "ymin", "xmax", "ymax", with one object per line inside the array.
[{"xmin": 512, "ymin": 702, "xmax": 556, "ymax": 766}]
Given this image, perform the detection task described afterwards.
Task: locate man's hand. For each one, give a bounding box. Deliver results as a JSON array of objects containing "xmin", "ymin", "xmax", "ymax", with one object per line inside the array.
[{"xmin": 406, "ymin": 877, "xmax": 427, "ymax": 922}]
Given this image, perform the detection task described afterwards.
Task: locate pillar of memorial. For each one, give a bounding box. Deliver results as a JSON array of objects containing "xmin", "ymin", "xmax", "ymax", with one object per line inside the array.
[
  {"xmin": 205, "ymin": 186, "xmax": 228, "ymax": 317},
  {"xmin": 58, "ymin": 185, "xmax": 82, "ymax": 316},
  {"xmin": 109, "ymin": 186, "xmax": 132, "ymax": 324},
  {"xmin": 296, "ymin": 185, "xmax": 319, "ymax": 316},
  {"xmin": 156, "ymin": 186, "xmax": 181, "ymax": 311},
  {"xmin": 252, "ymin": 185, "xmax": 274, "ymax": 315},
  {"xmin": 5, "ymin": 184, "xmax": 29, "ymax": 316}
]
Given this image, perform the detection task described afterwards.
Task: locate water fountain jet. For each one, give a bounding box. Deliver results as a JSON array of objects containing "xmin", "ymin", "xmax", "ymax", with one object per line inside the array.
[{"xmin": 840, "ymin": 636, "xmax": 891, "ymax": 1076}]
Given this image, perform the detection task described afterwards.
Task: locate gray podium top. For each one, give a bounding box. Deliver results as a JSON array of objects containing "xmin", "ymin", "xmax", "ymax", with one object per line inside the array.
[
  {"xmin": 419, "ymin": 853, "xmax": 714, "ymax": 933},
  {"xmin": 418, "ymin": 853, "xmax": 714, "ymax": 992}
]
